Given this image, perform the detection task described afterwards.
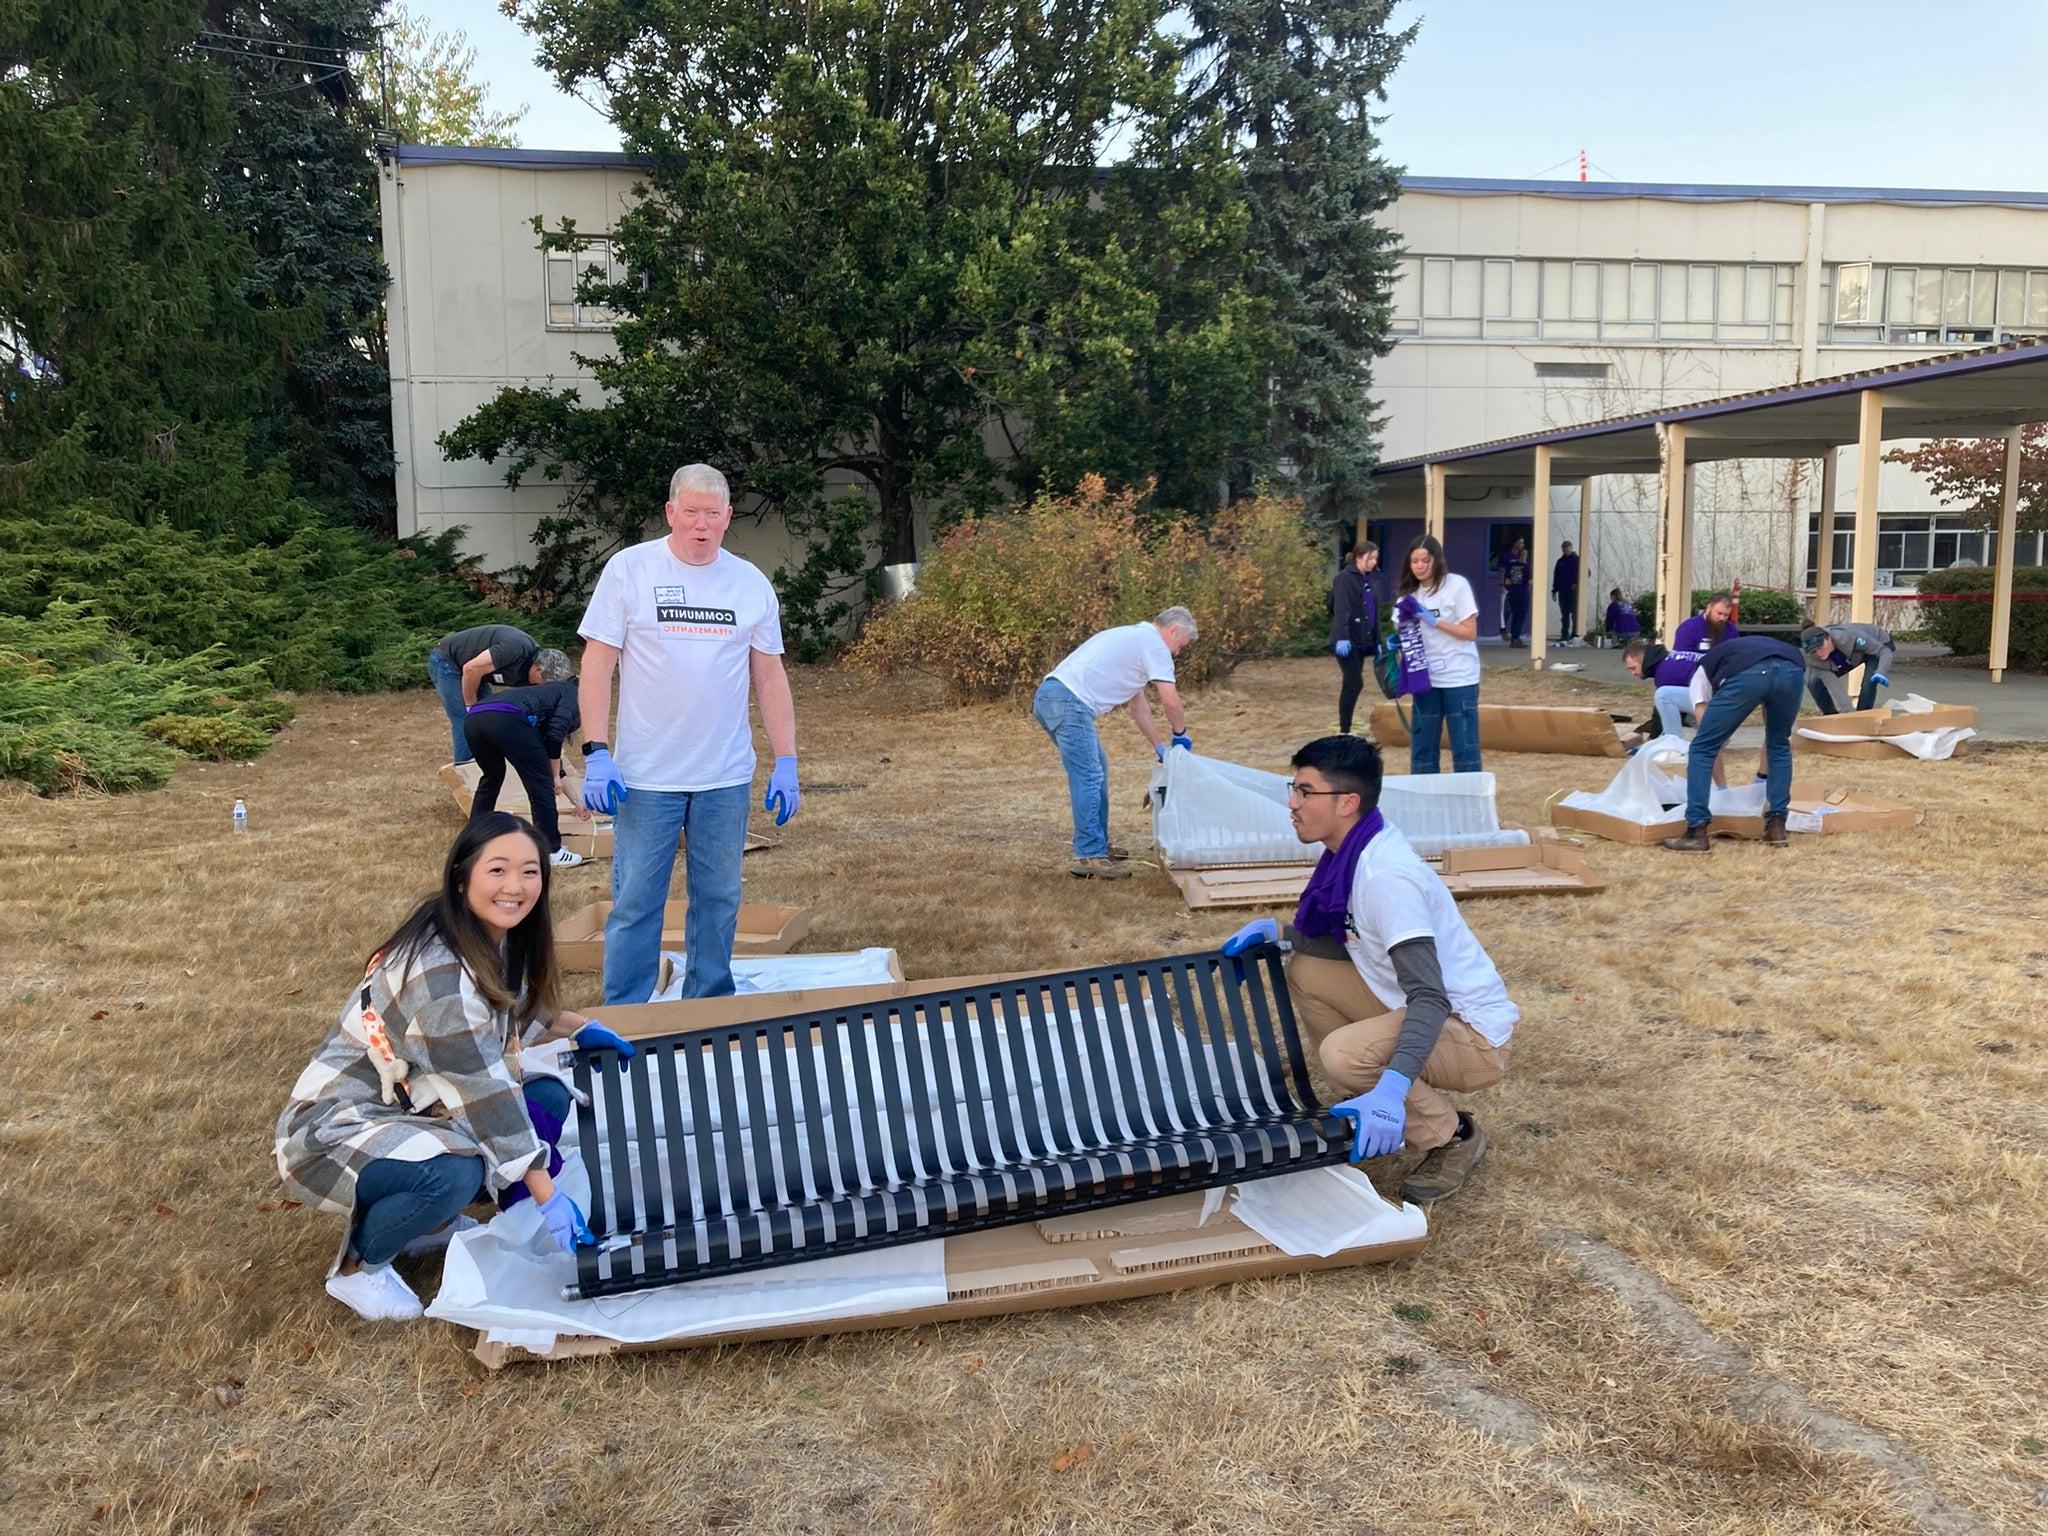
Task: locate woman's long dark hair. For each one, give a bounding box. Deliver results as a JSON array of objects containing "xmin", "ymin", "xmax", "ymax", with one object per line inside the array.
[
  {"xmin": 1397, "ymin": 534, "xmax": 1449, "ymax": 597},
  {"xmin": 370, "ymin": 812, "xmax": 559, "ymax": 1028}
]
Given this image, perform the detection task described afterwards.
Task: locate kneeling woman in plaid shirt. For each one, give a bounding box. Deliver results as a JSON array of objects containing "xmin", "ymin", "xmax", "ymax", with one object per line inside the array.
[{"xmin": 274, "ymin": 811, "xmax": 636, "ymax": 1322}]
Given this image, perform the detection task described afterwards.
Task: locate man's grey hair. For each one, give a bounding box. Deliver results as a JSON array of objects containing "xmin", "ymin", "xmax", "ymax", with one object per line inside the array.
[
  {"xmin": 1155, "ymin": 606, "xmax": 1199, "ymax": 640},
  {"xmin": 534, "ymin": 647, "xmax": 574, "ymax": 682},
  {"xmin": 669, "ymin": 462, "xmax": 730, "ymax": 505}
]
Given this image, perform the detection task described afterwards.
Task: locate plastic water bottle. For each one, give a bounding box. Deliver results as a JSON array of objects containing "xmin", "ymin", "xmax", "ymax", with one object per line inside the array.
[{"xmin": 232, "ymin": 798, "xmax": 248, "ymax": 834}]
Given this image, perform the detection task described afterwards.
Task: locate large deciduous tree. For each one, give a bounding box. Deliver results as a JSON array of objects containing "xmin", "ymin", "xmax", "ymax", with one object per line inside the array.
[
  {"xmin": 363, "ymin": 3, "xmax": 528, "ymax": 146},
  {"xmin": 1887, "ymin": 426, "xmax": 2047, "ymax": 535}
]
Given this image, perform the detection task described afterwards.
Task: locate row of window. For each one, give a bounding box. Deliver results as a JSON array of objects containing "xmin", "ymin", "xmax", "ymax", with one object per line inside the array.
[
  {"xmin": 1806, "ymin": 513, "xmax": 2043, "ymax": 585},
  {"xmin": 1822, "ymin": 262, "xmax": 2048, "ymax": 346},
  {"xmin": 545, "ymin": 242, "xmax": 631, "ymax": 330},
  {"xmin": 1387, "ymin": 257, "xmax": 1797, "ymax": 343}
]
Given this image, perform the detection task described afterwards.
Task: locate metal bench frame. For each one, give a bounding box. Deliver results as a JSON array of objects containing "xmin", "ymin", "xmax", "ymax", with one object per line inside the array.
[{"xmin": 567, "ymin": 943, "xmax": 1349, "ymax": 1298}]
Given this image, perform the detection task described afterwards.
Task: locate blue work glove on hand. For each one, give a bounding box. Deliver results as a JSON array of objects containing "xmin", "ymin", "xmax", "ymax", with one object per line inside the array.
[
  {"xmin": 1332, "ymin": 1071, "xmax": 1412, "ymax": 1160},
  {"xmin": 764, "ymin": 755, "xmax": 801, "ymax": 826},
  {"xmin": 580, "ymin": 748, "xmax": 627, "ymax": 815},
  {"xmin": 1334, "ymin": 640, "xmax": 1352, "ymax": 658},
  {"xmin": 574, "ymin": 1020, "xmax": 636, "ymax": 1060},
  {"xmin": 1871, "ymin": 673, "xmax": 1890, "ymax": 689},
  {"xmin": 1170, "ymin": 732, "xmax": 1193, "ymax": 753},
  {"xmin": 1220, "ymin": 917, "xmax": 1279, "ymax": 957},
  {"xmin": 536, "ymin": 1189, "xmax": 594, "ymax": 1255}
]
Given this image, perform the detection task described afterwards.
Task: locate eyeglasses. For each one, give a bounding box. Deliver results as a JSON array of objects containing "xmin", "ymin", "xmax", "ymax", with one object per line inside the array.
[{"xmin": 1286, "ymin": 783, "xmax": 1351, "ymax": 802}]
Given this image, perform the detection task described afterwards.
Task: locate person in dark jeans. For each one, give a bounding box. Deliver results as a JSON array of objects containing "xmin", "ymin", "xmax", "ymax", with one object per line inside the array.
[
  {"xmin": 1498, "ymin": 537, "xmax": 1532, "ymax": 647},
  {"xmin": 428, "ymin": 624, "xmax": 542, "ymax": 765},
  {"xmin": 1331, "ymin": 541, "xmax": 1380, "ymax": 734},
  {"xmin": 1801, "ymin": 623, "xmax": 1896, "ymax": 713},
  {"xmin": 1663, "ymin": 635, "xmax": 1807, "ymax": 853},
  {"xmin": 463, "ymin": 650, "xmax": 589, "ymax": 866},
  {"xmin": 1552, "ymin": 541, "xmax": 1580, "ymax": 643}
]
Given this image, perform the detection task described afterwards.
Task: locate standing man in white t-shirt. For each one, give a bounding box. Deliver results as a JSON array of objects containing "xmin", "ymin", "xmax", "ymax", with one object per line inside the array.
[
  {"xmin": 1032, "ymin": 607, "xmax": 1198, "ymax": 879},
  {"xmin": 1220, "ymin": 734, "xmax": 1515, "ymax": 1205},
  {"xmin": 576, "ymin": 464, "xmax": 801, "ymax": 1004},
  {"xmin": 1393, "ymin": 535, "xmax": 1484, "ymax": 774}
]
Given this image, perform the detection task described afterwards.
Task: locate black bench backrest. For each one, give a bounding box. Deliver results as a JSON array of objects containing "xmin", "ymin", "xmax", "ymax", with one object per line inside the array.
[{"xmin": 567, "ymin": 943, "xmax": 1345, "ymax": 1297}]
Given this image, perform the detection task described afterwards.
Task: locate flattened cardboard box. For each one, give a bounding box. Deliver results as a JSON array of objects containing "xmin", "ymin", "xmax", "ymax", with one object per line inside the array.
[
  {"xmin": 555, "ymin": 899, "xmax": 812, "ymax": 973},
  {"xmin": 473, "ymin": 971, "xmax": 1428, "ymax": 1365},
  {"xmin": 437, "ymin": 763, "xmax": 775, "ymax": 860},
  {"xmin": 1550, "ymin": 782, "xmax": 1923, "ymax": 845},
  {"xmin": 1372, "ymin": 703, "xmax": 1632, "ymax": 757},
  {"xmin": 472, "ymin": 1190, "xmax": 1428, "ymax": 1368},
  {"xmin": 1797, "ymin": 702, "xmax": 1977, "ymax": 738},
  {"xmin": 1162, "ymin": 832, "xmax": 1605, "ymax": 909}
]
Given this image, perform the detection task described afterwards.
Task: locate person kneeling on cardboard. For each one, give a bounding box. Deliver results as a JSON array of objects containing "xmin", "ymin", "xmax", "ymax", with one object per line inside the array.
[{"xmin": 1220, "ymin": 735, "xmax": 1517, "ymax": 1207}]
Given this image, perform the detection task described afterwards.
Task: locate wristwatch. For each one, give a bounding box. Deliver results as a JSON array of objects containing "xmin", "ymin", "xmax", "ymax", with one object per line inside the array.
[{"xmin": 580, "ymin": 740, "xmax": 610, "ymax": 757}]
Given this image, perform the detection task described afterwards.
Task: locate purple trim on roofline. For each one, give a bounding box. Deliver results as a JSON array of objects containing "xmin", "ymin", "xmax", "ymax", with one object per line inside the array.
[
  {"xmin": 1373, "ymin": 340, "xmax": 2048, "ymax": 477},
  {"xmin": 386, "ymin": 144, "xmax": 650, "ymax": 169}
]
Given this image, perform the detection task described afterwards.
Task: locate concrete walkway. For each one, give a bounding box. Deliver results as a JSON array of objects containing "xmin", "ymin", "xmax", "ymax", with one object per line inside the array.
[{"xmin": 1478, "ymin": 641, "xmax": 2048, "ymax": 742}]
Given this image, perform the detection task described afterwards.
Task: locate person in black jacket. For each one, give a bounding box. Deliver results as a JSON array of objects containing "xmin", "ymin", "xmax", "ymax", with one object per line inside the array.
[
  {"xmin": 1662, "ymin": 634, "xmax": 1806, "ymax": 854},
  {"xmin": 1331, "ymin": 541, "xmax": 1380, "ymax": 734},
  {"xmin": 462, "ymin": 648, "xmax": 592, "ymax": 866}
]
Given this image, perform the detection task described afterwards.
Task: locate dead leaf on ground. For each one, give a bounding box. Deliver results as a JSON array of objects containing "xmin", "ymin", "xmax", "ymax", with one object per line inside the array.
[
  {"xmin": 1488, "ymin": 1348, "xmax": 1513, "ymax": 1366},
  {"xmin": 461, "ymin": 1384, "xmax": 483, "ymax": 1398},
  {"xmin": 1051, "ymin": 1444, "xmax": 1095, "ymax": 1473},
  {"xmin": 238, "ymin": 1485, "xmax": 269, "ymax": 1507},
  {"xmin": 89, "ymin": 1010, "xmax": 108, "ymax": 1021},
  {"xmin": 211, "ymin": 1378, "xmax": 245, "ymax": 1408},
  {"xmin": 960, "ymin": 1356, "xmax": 985, "ymax": 1376},
  {"xmin": 154, "ymin": 1203, "xmax": 176, "ymax": 1217}
]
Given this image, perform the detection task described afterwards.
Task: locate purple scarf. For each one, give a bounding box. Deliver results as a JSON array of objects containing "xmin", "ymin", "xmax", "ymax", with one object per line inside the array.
[
  {"xmin": 1293, "ymin": 809, "xmax": 1386, "ymax": 944},
  {"xmin": 1395, "ymin": 613, "xmax": 1432, "ymax": 696}
]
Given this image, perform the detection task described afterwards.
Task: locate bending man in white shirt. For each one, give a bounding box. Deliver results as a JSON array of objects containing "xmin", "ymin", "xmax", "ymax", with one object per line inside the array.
[
  {"xmin": 1032, "ymin": 608, "xmax": 1197, "ymax": 880},
  {"xmin": 576, "ymin": 463, "xmax": 801, "ymax": 1003},
  {"xmin": 1220, "ymin": 734, "xmax": 1516, "ymax": 1206}
]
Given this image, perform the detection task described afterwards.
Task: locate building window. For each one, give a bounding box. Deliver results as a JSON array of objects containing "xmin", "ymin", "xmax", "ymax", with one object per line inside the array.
[
  {"xmin": 1819, "ymin": 262, "xmax": 2048, "ymax": 346},
  {"xmin": 1806, "ymin": 512, "xmax": 2041, "ymax": 586},
  {"xmin": 1389, "ymin": 256, "xmax": 1797, "ymax": 344},
  {"xmin": 545, "ymin": 238, "xmax": 629, "ymax": 330}
]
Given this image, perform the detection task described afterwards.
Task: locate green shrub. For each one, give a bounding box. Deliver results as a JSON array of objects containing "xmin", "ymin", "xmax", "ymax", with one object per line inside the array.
[
  {"xmin": 1633, "ymin": 585, "xmax": 1806, "ymax": 638},
  {"xmin": 1916, "ymin": 565, "xmax": 2048, "ymax": 664},
  {"xmin": 846, "ymin": 477, "xmax": 1326, "ymax": 700},
  {"xmin": 0, "ymin": 605, "xmax": 290, "ymax": 794}
]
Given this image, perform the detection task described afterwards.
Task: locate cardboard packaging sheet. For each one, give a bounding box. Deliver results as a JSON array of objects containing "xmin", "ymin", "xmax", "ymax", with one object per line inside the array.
[{"xmin": 1372, "ymin": 703, "xmax": 1634, "ymax": 757}]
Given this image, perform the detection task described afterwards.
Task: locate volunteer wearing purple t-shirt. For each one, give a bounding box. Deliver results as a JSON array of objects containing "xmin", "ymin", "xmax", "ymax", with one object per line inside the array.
[{"xmin": 1642, "ymin": 592, "xmax": 1739, "ymax": 736}]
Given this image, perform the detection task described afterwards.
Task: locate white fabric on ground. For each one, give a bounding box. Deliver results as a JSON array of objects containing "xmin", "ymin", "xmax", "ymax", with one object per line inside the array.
[
  {"xmin": 1795, "ymin": 725, "xmax": 1976, "ymax": 760},
  {"xmin": 1555, "ymin": 733, "xmax": 1766, "ymax": 824},
  {"xmin": 1230, "ymin": 1165, "xmax": 1427, "ymax": 1256},
  {"xmin": 651, "ymin": 949, "xmax": 903, "ymax": 1003},
  {"xmin": 1148, "ymin": 751, "xmax": 1527, "ymax": 867}
]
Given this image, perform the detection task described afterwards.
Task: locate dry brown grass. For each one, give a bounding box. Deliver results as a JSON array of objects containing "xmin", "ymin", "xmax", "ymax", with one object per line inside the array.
[{"xmin": 3, "ymin": 657, "xmax": 2044, "ymax": 1535}]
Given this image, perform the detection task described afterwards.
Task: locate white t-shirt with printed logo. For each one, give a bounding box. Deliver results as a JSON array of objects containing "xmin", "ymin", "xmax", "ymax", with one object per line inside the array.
[
  {"xmin": 1047, "ymin": 623, "xmax": 1176, "ymax": 717},
  {"xmin": 578, "ymin": 540, "xmax": 783, "ymax": 792},
  {"xmin": 1342, "ymin": 822, "xmax": 1518, "ymax": 1046},
  {"xmin": 1412, "ymin": 574, "xmax": 1481, "ymax": 688}
]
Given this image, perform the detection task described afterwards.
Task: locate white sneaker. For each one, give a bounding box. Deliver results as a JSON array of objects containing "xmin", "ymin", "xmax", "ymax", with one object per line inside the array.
[
  {"xmin": 398, "ymin": 1213, "xmax": 480, "ymax": 1257},
  {"xmin": 550, "ymin": 847, "xmax": 585, "ymax": 868},
  {"xmin": 325, "ymin": 1264, "xmax": 424, "ymax": 1322}
]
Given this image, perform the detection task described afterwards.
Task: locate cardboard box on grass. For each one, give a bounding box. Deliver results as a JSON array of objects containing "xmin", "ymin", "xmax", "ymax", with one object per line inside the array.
[
  {"xmin": 1372, "ymin": 703, "xmax": 1633, "ymax": 757},
  {"xmin": 474, "ymin": 968, "xmax": 1428, "ymax": 1367},
  {"xmin": 1163, "ymin": 830, "xmax": 1605, "ymax": 909},
  {"xmin": 555, "ymin": 899, "xmax": 812, "ymax": 973},
  {"xmin": 1548, "ymin": 783, "xmax": 1923, "ymax": 845},
  {"xmin": 437, "ymin": 762, "xmax": 776, "ymax": 861},
  {"xmin": 1798, "ymin": 702, "xmax": 1977, "ymax": 737}
]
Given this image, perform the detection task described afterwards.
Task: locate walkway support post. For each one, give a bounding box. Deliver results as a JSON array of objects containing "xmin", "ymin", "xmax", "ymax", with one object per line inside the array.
[
  {"xmin": 1814, "ymin": 449, "xmax": 1838, "ymax": 624},
  {"xmin": 1424, "ymin": 462, "xmax": 1446, "ymax": 545},
  {"xmin": 1848, "ymin": 389, "xmax": 1886, "ymax": 701},
  {"xmin": 1576, "ymin": 478, "xmax": 1593, "ymax": 640},
  {"xmin": 1991, "ymin": 427, "xmax": 2022, "ymax": 684},
  {"xmin": 1532, "ymin": 445, "xmax": 1552, "ymax": 669},
  {"xmin": 1656, "ymin": 423, "xmax": 1689, "ymax": 645}
]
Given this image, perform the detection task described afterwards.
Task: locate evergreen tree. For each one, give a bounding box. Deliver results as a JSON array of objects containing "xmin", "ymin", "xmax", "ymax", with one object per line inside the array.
[
  {"xmin": 206, "ymin": 0, "xmax": 396, "ymax": 529},
  {"xmin": 1182, "ymin": 0, "xmax": 1415, "ymax": 524}
]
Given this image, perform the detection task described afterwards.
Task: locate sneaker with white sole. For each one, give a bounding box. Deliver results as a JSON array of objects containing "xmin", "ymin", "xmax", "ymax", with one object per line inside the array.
[
  {"xmin": 398, "ymin": 1213, "xmax": 480, "ymax": 1257},
  {"xmin": 324, "ymin": 1264, "xmax": 424, "ymax": 1322},
  {"xmin": 549, "ymin": 847, "xmax": 585, "ymax": 868}
]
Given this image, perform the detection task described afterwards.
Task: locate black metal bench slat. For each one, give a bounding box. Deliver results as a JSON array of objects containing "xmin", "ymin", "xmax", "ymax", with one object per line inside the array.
[{"xmin": 568, "ymin": 945, "xmax": 1349, "ymax": 1296}]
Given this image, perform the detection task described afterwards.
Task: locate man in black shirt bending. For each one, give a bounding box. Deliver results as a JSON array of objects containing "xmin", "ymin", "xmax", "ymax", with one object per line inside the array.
[{"xmin": 1663, "ymin": 634, "xmax": 1806, "ymax": 854}]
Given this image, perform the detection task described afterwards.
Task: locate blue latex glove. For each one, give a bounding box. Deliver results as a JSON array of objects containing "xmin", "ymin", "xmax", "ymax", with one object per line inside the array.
[
  {"xmin": 1170, "ymin": 731, "xmax": 1193, "ymax": 753},
  {"xmin": 1334, "ymin": 640, "xmax": 1352, "ymax": 658},
  {"xmin": 1415, "ymin": 605, "xmax": 1439, "ymax": 628},
  {"xmin": 574, "ymin": 1020, "xmax": 636, "ymax": 1060},
  {"xmin": 536, "ymin": 1189, "xmax": 594, "ymax": 1254},
  {"xmin": 764, "ymin": 755, "xmax": 801, "ymax": 826},
  {"xmin": 580, "ymin": 748, "xmax": 627, "ymax": 814},
  {"xmin": 1220, "ymin": 917, "xmax": 1279, "ymax": 957},
  {"xmin": 1331, "ymin": 1071, "xmax": 1412, "ymax": 1160},
  {"xmin": 1871, "ymin": 672, "xmax": 1889, "ymax": 689}
]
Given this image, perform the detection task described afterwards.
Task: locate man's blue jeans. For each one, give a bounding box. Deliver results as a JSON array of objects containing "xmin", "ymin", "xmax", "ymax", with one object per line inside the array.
[
  {"xmin": 1653, "ymin": 684, "xmax": 1693, "ymax": 738},
  {"xmin": 603, "ymin": 781, "xmax": 751, "ymax": 1005},
  {"xmin": 1685, "ymin": 658, "xmax": 1804, "ymax": 830},
  {"xmin": 1032, "ymin": 678, "xmax": 1110, "ymax": 859},
  {"xmin": 1409, "ymin": 683, "xmax": 1482, "ymax": 774},
  {"xmin": 426, "ymin": 649, "xmax": 473, "ymax": 764}
]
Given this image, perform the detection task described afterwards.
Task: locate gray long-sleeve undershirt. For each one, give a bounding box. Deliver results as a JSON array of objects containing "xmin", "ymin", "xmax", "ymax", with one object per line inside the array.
[{"xmin": 1386, "ymin": 938, "xmax": 1452, "ymax": 1082}]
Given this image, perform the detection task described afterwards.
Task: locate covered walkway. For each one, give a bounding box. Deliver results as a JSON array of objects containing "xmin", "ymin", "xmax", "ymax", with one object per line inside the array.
[{"xmin": 1373, "ymin": 340, "xmax": 2048, "ymax": 685}]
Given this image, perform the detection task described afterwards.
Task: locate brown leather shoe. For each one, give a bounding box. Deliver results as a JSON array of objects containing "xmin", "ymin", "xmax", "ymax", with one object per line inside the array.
[
  {"xmin": 1069, "ymin": 857, "xmax": 1133, "ymax": 880},
  {"xmin": 1106, "ymin": 844, "xmax": 1132, "ymax": 861},
  {"xmin": 1661, "ymin": 825, "xmax": 1713, "ymax": 853},
  {"xmin": 1762, "ymin": 815, "xmax": 1789, "ymax": 846},
  {"xmin": 1401, "ymin": 1113, "xmax": 1489, "ymax": 1206}
]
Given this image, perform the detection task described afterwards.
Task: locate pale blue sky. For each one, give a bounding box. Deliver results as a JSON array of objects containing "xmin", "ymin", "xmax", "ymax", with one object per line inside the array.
[{"xmin": 422, "ymin": 0, "xmax": 2048, "ymax": 192}]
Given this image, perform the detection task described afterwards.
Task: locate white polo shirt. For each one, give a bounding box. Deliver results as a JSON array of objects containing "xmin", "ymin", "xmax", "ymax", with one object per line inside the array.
[
  {"xmin": 1343, "ymin": 823, "xmax": 1518, "ymax": 1046},
  {"xmin": 578, "ymin": 540, "xmax": 783, "ymax": 792},
  {"xmin": 1047, "ymin": 623, "xmax": 1176, "ymax": 717}
]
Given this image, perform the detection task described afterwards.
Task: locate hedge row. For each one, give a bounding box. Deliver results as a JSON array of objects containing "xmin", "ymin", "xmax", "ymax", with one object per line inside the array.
[
  {"xmin": 1632, "ymin": 585, "xmax": 1806, "ymax": 639},
  {"xmin": 1916, "ymin": 565, "xmax": 2048, "ymax": 665}
]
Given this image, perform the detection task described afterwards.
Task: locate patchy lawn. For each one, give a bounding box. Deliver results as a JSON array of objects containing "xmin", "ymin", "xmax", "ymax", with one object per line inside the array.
[{"xmin": 2, "ymin": 658, "xmax": 2042, "ymax": 1534}]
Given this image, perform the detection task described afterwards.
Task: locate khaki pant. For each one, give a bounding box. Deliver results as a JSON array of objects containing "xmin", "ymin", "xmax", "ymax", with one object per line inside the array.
[{"xmin": 1284, "ymin": 951, "xmax": 1512, "ymax": 1153}]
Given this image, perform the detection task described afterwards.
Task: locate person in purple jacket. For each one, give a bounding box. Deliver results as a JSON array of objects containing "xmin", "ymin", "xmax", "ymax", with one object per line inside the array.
[
  {"xmin": 1634, "ymin": 592, "xmax": 1738, "ymax": 734},
  {"xmin": 1498, "ymin": 538, "xmax": 1533, "ymax": 647},
  {"xmin": 1603, "ymin": 588, "xmax": 1642, "ymax": 641}
]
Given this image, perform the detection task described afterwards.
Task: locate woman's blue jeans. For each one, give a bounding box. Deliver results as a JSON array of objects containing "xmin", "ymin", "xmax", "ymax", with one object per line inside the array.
[{"xmin": 1408, "ymin": 683, "xmax": 1482, "ymax": 774}]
